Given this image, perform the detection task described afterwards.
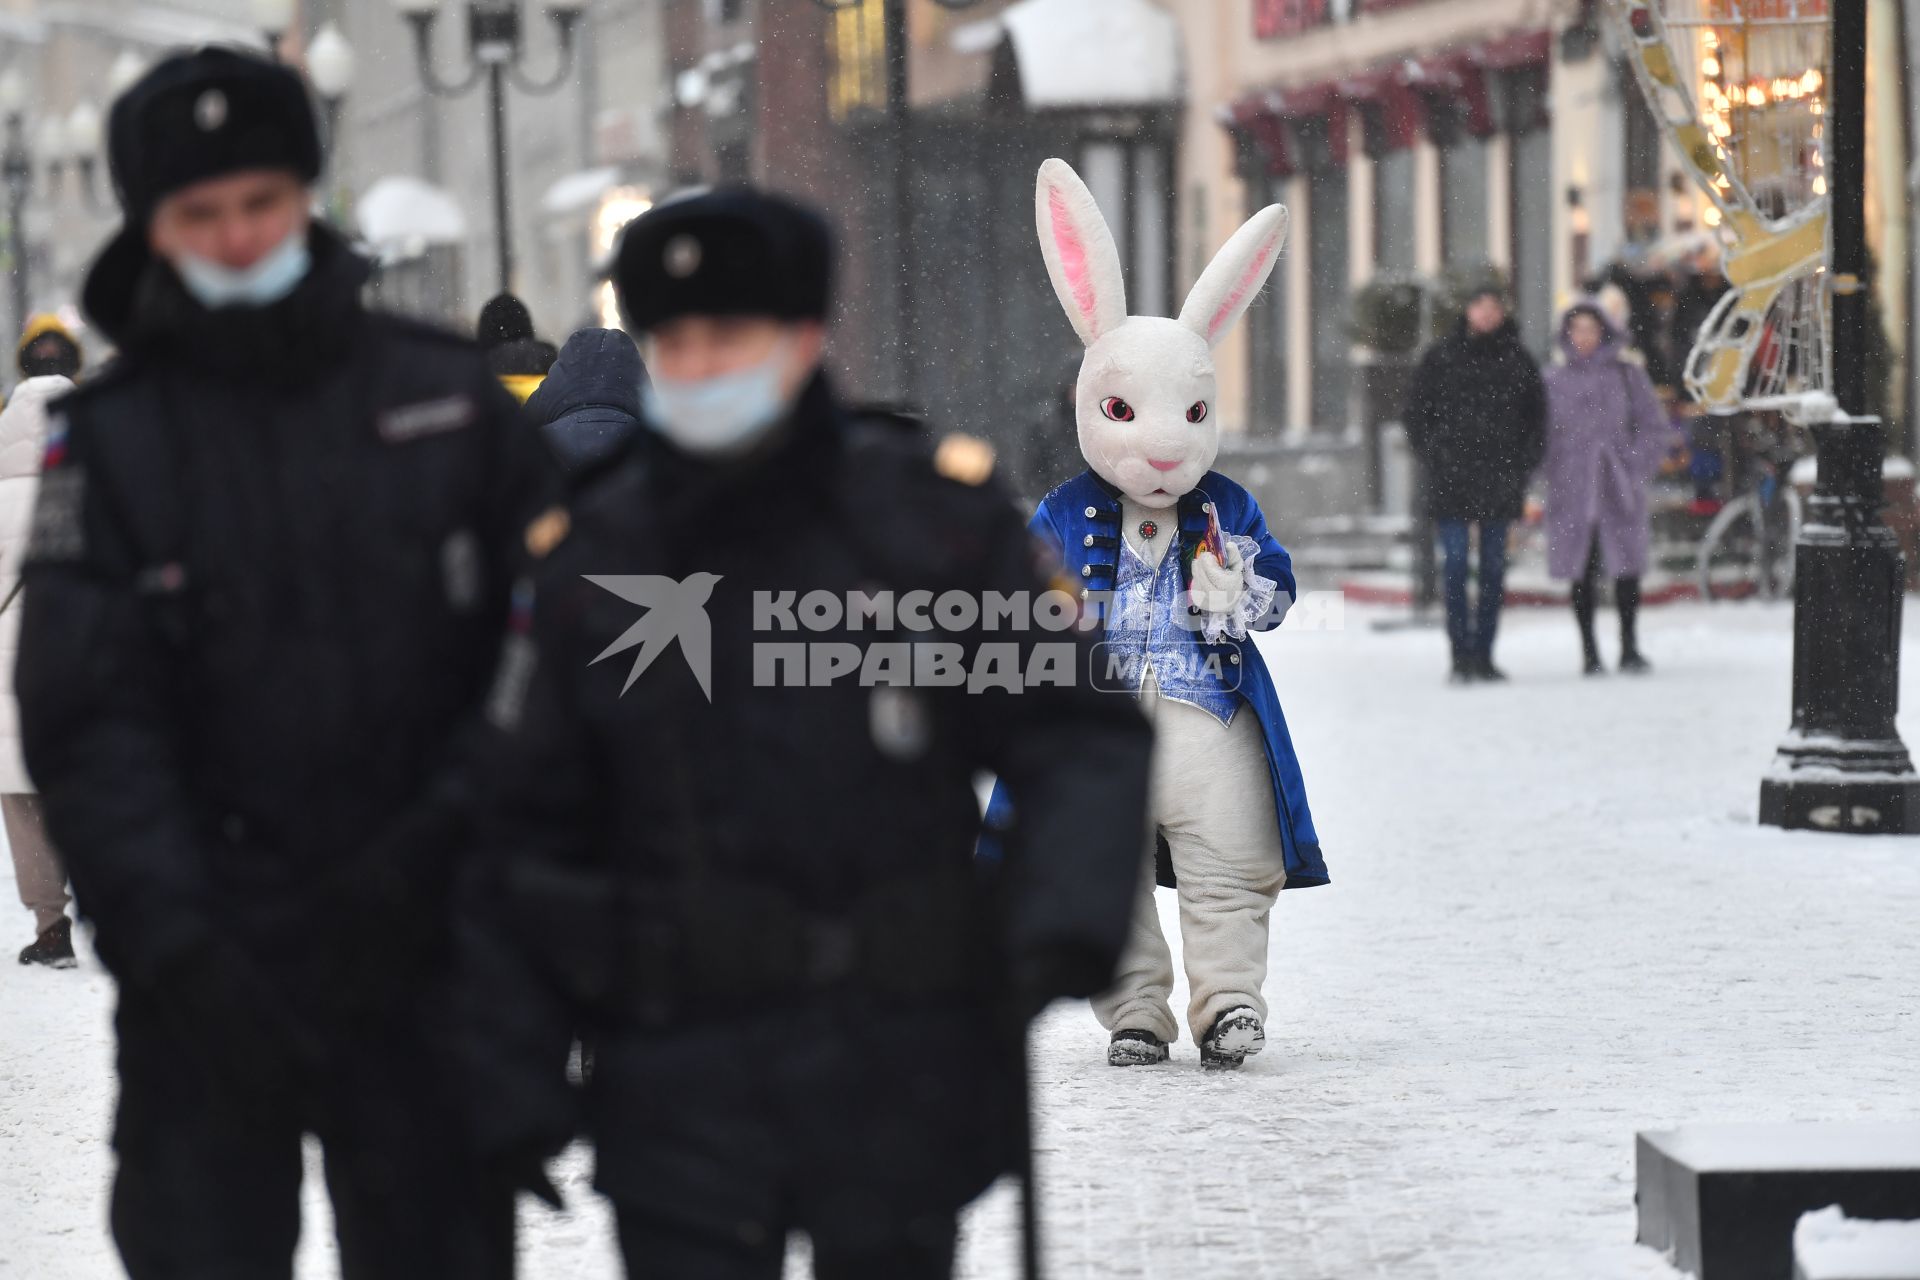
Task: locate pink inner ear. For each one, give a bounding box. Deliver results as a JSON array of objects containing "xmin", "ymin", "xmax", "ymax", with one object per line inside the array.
[
  {"xmin": 1049, "ymin": 187, "xmax": 1101, "ymax": 338},
  {"xmin": 1207, "ymin": 234, "xmax": 1279, "ymax": 343}
]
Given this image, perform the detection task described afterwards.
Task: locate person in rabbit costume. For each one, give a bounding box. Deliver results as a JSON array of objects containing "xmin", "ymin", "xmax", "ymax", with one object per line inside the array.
[{"xmin": 988, "ymin": 159, "xmax": 1328, "ymax": 1071}]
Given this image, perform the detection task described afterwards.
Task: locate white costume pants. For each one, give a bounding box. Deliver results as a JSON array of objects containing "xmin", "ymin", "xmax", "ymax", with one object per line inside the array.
[{"xmin": 1091, "ymin": 673, "xmax": 1287, "ymax": 1046}]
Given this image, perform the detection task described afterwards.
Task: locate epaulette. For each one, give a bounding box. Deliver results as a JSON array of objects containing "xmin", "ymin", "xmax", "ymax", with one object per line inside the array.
[
  {"xmin": 931, "ymin": 432, "xmax": 995, "ymax": 486},
  {"xmin": 523, "ymin": 505, "xmax": 571, "ymax": 560}
]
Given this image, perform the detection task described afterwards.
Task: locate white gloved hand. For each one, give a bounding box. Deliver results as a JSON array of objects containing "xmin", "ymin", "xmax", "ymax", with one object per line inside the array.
[{"xmin": 1188, "ymin": 541, "xmax": 1247, "ymax": 617}]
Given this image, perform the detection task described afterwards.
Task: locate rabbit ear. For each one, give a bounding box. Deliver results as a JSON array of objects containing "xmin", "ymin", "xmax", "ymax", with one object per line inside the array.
[
  {"xmin": 1178, "ymin": 204, "xmax": 1289, "ymax": 349},
  {"xmin": 1035, "ymin": 158, "xmax": 1128, "ymax": 347}
]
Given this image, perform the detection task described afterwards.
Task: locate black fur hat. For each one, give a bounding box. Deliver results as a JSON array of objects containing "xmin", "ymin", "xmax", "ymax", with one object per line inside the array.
[
  {"xmin": 107, "ymin": 46, "xmax": 321, "ymax": 226},
  {"xmin": 613, "ymin": 187, "xmax": 833, "ymax": 332}
]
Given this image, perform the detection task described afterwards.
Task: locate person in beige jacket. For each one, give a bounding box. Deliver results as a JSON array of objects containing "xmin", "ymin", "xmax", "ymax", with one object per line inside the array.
[{"xmin": 1, "ymin": 371, "xmax": 76, "ymax": 967}]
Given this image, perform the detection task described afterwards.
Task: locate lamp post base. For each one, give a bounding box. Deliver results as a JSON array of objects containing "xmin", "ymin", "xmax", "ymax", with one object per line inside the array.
[
  {"xmin": 1760, "ymin": 771, "xmax": 1920, "ymax": 834},
  {"xmin": 1758, "ymin": 414, "xmax": 1919, "ymax": 836}
]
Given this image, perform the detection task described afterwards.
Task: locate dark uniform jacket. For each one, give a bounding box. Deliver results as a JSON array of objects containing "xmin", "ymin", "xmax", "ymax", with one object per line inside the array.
[
  {"xmin": 458, "ymin": 374, "xmax": 1151, "ymax": 1247},
  {"xmin": 1403, "ymin": 317, "xmax": 1548, "ymax": 522},
  {"xmin": 15, "ymin": 224, "xmax": 558, "ymax": 1001}
]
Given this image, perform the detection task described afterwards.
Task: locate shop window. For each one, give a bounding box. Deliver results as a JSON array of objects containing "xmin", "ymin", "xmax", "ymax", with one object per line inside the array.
[
  {"xmin": 827, "ymin": 0, "xmax": 887, "ymax": 121},
  {"xmin": 1373, "ymin": 148, "xmax": 1417, "ymax": 272},
  {"xmin": 1298, "ymin": 118, "xmax": 1351, "ymax": 431},
  {"xmin": 1246, "ymin": 174, "xmax": 1290, "ymax": 431},
  {"xmin": 1497, "ymin": 65, "xmax": 1553, "ymax": 355},
  {"xmin": 1622, "ymin": 58, "xmax": 1663, "ymax": 242},
  {"xmin": 1078, "ymin": 138, "xmax": 1174, "ymax": 319}
]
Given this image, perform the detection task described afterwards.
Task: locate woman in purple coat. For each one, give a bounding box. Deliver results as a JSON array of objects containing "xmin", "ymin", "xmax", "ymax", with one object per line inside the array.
[{"xmin": 1543, "ymin": 302, "xmax": 1671, "ymax": 674}]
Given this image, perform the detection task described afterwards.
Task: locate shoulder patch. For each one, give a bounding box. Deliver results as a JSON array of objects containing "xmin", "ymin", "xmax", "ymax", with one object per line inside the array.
[
  {"xmin": 378, "ymin": 394, "xmax": 476, "ymax": 443},
  {"xmin": 41, "ymin": 412, "xmax": 70, "ymax": 468},
  {"xmin": 26, "ymin": 467, "xmax": 86, "ymax": 563},
  {"xmin": 933, "ymin": 433, "xmax": 995, "ymax": 486},
  {"xmin": 524, "ymin": 505, "xmax": 572, "ymax": 559}
]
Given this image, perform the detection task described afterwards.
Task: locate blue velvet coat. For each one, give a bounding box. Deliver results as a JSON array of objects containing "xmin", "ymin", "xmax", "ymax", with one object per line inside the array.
[{"xmin": 985, "ymin": 470, "xmax": 1328, "ymax": 889}]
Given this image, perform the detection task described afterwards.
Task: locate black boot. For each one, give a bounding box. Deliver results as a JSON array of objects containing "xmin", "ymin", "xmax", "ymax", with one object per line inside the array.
[
  {"xmin": 1571, "ymin": 585, "xmax": 1603, "ymax": 674},
  {"xmin": 1617, "ymin": 577, "xmax": 1650, "ymax": 673},
  {"xmin": 1473, "ymin": 652, "xmax": 1508, "ymax": 682},
  {"xmin": 1448, "ymin": 653, "xmax": 1476, "ymax": 685},
  {"xmin": 1108, "ymin": 1028, "xmax": 1170, "ymax": 1067},
  {"xmin": 18, "ymin": 917, "xmax": 76, "ymax": 969},
  {"xmin": 1199, "ymin": 1007, "xmax": 1266, "ymax": 1071}
]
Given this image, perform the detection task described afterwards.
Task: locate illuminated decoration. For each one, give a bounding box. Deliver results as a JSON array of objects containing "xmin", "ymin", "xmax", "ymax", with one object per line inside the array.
[
  {"xmin": 827, "ymin": 0, "xmax": 888, "ymax": 121},
  {"xmin": 594, "ymin": 185, "xmax": 653, "ymax": 329},
  {"xmin": 1611, "ymin": 0, "xmax": 1831, "ymax": 415}
]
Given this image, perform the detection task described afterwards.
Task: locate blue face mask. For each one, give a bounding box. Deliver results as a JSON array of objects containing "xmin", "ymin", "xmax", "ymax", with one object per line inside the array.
[
  {"xmin": 174, "ymin": 228, "xmax": 312, "ymax": 310},
  {"xmin": 640, "ymin": 339, "xmax": 794, "ymax": 457}
]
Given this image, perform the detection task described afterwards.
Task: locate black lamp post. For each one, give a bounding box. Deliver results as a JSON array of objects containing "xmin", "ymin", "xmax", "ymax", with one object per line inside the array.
[
  {"xmin": 394, "ymin": 0, "xmax": 587, "ymax": 295},
  {"xmin": 804, "ymin": 0, "xmax": 987, "ymax": 410},
  {"xmin": 1757, "ymin": 1, "xmax": 1920, "ymax": 833},
  {"xmin": 306, "ymin": 22, "xmax": 358, "ymax": 172},
  {"xmin": 2, "ymin": 69, "xmax": 35, "ymax": 345}
]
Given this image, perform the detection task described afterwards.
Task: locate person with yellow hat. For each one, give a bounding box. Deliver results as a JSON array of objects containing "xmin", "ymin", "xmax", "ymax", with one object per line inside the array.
[{"xmin": 16, "ymin": 314, "xmax": 83, "ymax": 383}]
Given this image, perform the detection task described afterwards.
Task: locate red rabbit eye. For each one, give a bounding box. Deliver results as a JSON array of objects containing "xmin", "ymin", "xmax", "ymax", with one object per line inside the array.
[
  {"xmin": 1100, "ymin": 397, "xmax": 1136, "ymax": 422},
  {"xmin": 1187, "ymin": 401, "xmax": 1209, "ymax": 424}
]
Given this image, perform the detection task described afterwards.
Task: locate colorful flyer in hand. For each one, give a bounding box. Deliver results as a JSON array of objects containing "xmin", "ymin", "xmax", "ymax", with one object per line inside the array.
[{"xmin": 1202, "ymin": 504, "xmax": 1227, "ymax": 564}]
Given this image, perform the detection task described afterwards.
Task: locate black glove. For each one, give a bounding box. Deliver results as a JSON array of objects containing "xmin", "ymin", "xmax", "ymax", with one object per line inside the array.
[
  {"xmin": 1009, "ymin": 942, "xmax": 1114, "ymax": 1025},
  {"xmin": 148, "ymin": 937, "xmax": 326, "ymax": 1119},
  {"xmin": 485, "ymin": 1141, "xmax": 566, "ymax": 1211}
]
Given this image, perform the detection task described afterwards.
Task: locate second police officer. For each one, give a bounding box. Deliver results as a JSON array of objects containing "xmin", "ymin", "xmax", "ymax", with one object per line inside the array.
[{"xmin": 457, "ymin": 189, "xmax": 1153, "ymax": 1277}]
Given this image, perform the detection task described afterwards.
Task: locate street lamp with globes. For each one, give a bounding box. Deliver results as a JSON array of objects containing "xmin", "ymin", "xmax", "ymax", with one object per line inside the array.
[
  {"xmin": 306, "ymin": 22, "xmax": 357, "ymax": 152},
  {"xmin": 1, "ymin": 68, "xmax": 33, "ymax": 343},
  {"xmin": 65, "ymin": 102, "xmax": 105, "ymax": 205},
  {"xmin": 392, "ymin": 0, "xmax": 590, "ymax": 294},
  {"xmin": 252, "ymin": 0, "xmax": 297, "ymax": 55},
  {"xmin": 108, "ymin": 51, "xmax": 148, "ymax": 99}
]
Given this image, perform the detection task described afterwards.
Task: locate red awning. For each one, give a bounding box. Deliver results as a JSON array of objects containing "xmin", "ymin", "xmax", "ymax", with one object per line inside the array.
[
  {"xmin": 1338, "ymin": 63, "xmax": 1425, "ymax": 152},
  {"xmin": 1221, "ymin": 28, "xmax": 1547, "ymax": 163},
  {"xmin": 1224, "ymin": 97, "xmax": 1297, "ymax": 178},
  {"xmin": 1403, "ymin": 49, "xmax": 1497, "ymax": 137},
  {"xmin": 1472, "ymin": 28, "xmax": 1553, "ymax": 71}
]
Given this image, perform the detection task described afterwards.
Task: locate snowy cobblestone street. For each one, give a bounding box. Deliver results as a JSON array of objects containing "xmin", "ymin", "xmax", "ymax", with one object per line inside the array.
[{"xmin": 4, "ymin": 601, "xmax": 1918, "ymax": 1278}]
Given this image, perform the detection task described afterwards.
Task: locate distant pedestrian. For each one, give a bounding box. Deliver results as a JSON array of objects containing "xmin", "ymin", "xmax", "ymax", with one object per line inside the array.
[
  {"xmin": 1668, "ymin": 245, "xmax": 1729, "ymax": 394},
  {"xmin": 1542, "ymin": 302, "xmax": 1671, "ymax": 675},
  {"xmin": 0, "ymin": 373, "xmax": 76, "ymax": 968},
  {"xmin": 16, "ymin": 314, "xmax": 84, "ymax": 384},
  {"xmin": 523, "ymin": 327, "xmax": 646, "ymax": 483},
  {"xmin": 477, "ymin": 292, "xmax": 558, "ymax": 402},
  {"xmin": 1403, "ymin": 287, "xmax": 1547, "ymax": 683}
]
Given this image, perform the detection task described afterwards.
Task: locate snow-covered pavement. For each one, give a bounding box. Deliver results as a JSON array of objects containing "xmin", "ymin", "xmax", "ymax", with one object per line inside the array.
[{"xmin": 4, "ymin": 600, "xmax": 1918, "ymax": 1278}]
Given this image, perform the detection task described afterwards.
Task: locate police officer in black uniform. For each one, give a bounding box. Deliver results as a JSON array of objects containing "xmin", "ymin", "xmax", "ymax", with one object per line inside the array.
[
  {"xmin": 456, "ymin": 189, "xmax": 1152, "ymax": 1277},
  {"xmin": 14, "ymin": 49, "xmax": 555, "ymax": 1278}
]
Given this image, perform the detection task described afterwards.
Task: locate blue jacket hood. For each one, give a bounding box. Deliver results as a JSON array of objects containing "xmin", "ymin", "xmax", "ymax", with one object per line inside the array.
[{"xmin": 525, "ymin": 328, "xmax": 648, "ymax": 477}]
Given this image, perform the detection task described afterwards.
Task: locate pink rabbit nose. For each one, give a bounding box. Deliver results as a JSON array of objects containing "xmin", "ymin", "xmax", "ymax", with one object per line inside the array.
[{"xmin": 1147, "ymin": 458, "xmax": 1182, "ymax": 472}]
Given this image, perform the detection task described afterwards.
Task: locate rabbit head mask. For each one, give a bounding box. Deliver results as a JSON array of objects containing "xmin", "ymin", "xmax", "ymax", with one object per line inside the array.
[{"xmin": 1035, "ymin": 158, "xmax": 1289, "ymax": 509}]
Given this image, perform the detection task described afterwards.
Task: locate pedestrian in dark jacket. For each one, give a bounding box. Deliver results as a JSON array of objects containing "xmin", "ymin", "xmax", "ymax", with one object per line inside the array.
[
  {"xmin": 14, "ymin": 48, "xmax": 556, "ymax": 1279},
  {"xmin": 478, "ymin": 292, "xmax": 559, "ymax": 402},
  {"xmin": 523, "ymin": 327, "xmax": 647, "ymax": 482},
  {"xmin": 455, "ymin": 188, "xmax": 1152, "ymax": 1279},
  {"xmin": 1403, "ymin": 287, "xmax": 1547, "ymax": 682},
  {"xmin": 1542, "ymin": 302, "xmax": 1672, "ymax": 675},
  {"xmin": 1668, "ymin": 246, "xmax": 1729, "ymax": 392}
]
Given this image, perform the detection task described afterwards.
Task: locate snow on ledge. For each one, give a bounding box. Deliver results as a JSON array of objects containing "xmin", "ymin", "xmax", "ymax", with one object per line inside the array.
[
  {"xmin": 989, "ymin": 0, "xmax": 1181, "ymax": 110},
  {"xmin": 357, "ymin": 176, "xmax": 468, "ymax": 253},
  {"xmin": 542, "ymin": 167, "xmax": 622, "ymax": 217},
  {"xmin": 1644, "ymin": 1122, "xmax": 1920, "ymax": 1174},
  {"xmin": 1795, "ymin": 1206, "xmax": 1920, "ymax": 1280}
]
